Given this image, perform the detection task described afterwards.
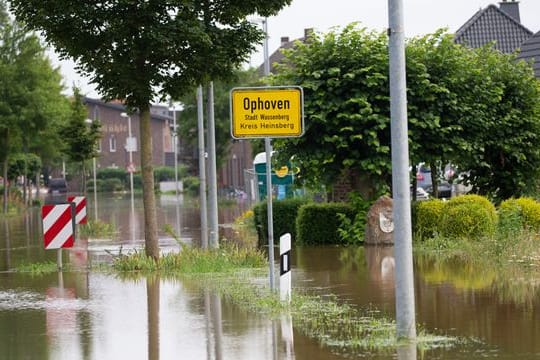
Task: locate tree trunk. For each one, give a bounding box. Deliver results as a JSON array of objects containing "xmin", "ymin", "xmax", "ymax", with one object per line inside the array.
[
  {"xmin": 430, "ymin": 163, "xmax": 439, "ymax": 199},
  {"xmin": 1, "ymin": 128, "xmax": 9, "ymax": 214},
  {"xmin": 139, "ymin": 105, "xmax": 159, "ymax": 260}
]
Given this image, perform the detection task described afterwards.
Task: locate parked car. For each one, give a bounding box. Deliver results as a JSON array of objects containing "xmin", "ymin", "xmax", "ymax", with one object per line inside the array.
[
  {"xmin": 48, "ymin": 178, "xmax": 68, "ymax": 194},
  {"xmin": 416, "ymin": 163, "xmax": 451, "ymax": 199}
]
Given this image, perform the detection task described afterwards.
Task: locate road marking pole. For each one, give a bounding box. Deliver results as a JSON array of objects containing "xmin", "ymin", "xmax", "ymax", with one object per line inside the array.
[{"xmin": 280, "ymin": 233, "xmax": 291, "ymax": 302}]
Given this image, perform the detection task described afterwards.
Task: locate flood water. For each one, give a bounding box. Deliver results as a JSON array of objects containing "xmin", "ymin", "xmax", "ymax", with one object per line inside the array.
[{"xmin": 1, "ymin": 194, "xmax": 540, "ymax": 359}]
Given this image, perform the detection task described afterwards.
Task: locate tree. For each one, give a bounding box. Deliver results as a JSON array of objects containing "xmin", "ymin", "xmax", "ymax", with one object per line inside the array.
[
  {"xmin": 271, "ymin": 25, "xmax": 540, "ymax": 202},
  {"xmin": 11, "ymin": 0, "xmax": 292, "ymax": 258},
  {"xmin": 59, "ymin": 87, "xmax": 101, "ymax": 193},
  {"xmin": 271, "ymin": 25, "xmax": 392, "ymax": 199},
  {"xmin": 0, "ymin": 0, "xmax": 68, "ymax": 212}
]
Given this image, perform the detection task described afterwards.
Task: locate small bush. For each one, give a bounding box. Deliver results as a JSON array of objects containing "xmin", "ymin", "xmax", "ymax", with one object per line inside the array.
[
  {"xmin": 337, "ymin": 193, "xmax": 371, "ymax": 245},
  {"xmin": 499, "ymin": 197, "xmax": 540, "ymax": 233},
  {"xmin": 182, "ymin": 176, "xmax": 200, "ymax": 196},
  {"xmin": 102, "ymin": 178, "xmax": 124, "ymax": 192},
  {"xmin": 414, "ymin": 199, "xmax": 446, "ymax": 239},
  {"xmin": 441, "ymin": 195, "xmax": 497, "ymax": 240},
  {"xmin": 254, "ymin": 197, "xmax": 311, "ymax": 245},
  {"xmin": 296, "ymin": 203, "xmax": 354, "ymax": 245}
]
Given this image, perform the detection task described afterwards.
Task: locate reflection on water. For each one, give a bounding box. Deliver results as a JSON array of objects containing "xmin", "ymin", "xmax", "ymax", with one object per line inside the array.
[{"xmin": 2, "ymin": 194, "xmax": 540, "ymax": 358}]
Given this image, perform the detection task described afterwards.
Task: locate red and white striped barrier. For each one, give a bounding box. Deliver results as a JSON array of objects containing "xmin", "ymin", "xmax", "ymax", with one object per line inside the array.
[
  {"xmin": 42, "ymin": 204, "xmax": 75, "ymax": 250},
  {"xmin": 67, "ymin": 196, "xmax": 87, "ymax": 224}
]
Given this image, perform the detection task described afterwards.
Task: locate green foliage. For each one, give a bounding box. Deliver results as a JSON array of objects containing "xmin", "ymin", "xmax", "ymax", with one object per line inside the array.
[
  {"xmin": 79, "ymin": 219, "xmax": 116, "ymax": 238},
  {"xmin": 253, "ymin": 197, "xmax": 311, "ymax": 245},
  {"xmin": 16, "ymin": 261, "xmax": 59, "ymax": 274},
  {"xmin": 101, "ymin": 178, "xmax": 124, "ymax": 192},
  {"xmin": 414, "ymin": 199, "xmax": 446, "ymax": 239},
  {"xmin": 7, "ymin": 152, "xmax": 41, "ymax": 181},
  {"xmin": 182, "ymin": 176, "xmax": 200, "ymax": 196},
  {"xmin": 440, "ymin": 195, "xmax": 498, "ymax": 240},
  {"xmin": 271, "ymin": 25, "xmax": 392, "ymax": 195},
  {"xmin": 499, "ymin": 197, "xmax": 540, "ymax": 234},
  {"xmin": 0, "ymin": 4, "xmax": 68, "ymax": 212},
  {"xmin": 112, "ymin": 244, "xmax": 266, "ymax": 274},
  {"xmin": 337, "ymin": 192, "xmax": 371, "ymax": 245},
  {"xmin": 60, "ymin": 88, "xmax": 101, "ymax": 164},
  {"xmin": 270, "ymin": 25, "xmax": 540, "ymax": 201},
  {"xmin": 296, "ymin": 203, "xmax": 355, "ymax": 245},
  {"xmin": 154, "ymin": 165, "xmax": 187, "ymax": 182}
]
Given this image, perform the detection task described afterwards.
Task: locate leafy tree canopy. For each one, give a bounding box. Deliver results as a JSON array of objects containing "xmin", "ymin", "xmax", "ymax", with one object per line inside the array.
[
  {"xmin": 10, "ymin": 0, "xmax": 291, "ymax": 109},
  {"xmin": 271, "ymin": 25, "xmax": 540, "ymax": 201}
]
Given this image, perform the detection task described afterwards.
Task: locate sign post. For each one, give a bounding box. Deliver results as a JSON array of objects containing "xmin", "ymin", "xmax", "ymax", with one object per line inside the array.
[
  {"xmin": 231, "ymin": 86, "xmax": 303, "ymax": 291},
  {"xmin": 42, "ymin": 203, "xmax": 76, "ymax": 270}
]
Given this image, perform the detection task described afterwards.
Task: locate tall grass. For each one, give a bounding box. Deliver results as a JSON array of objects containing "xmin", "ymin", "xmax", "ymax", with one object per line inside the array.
[{"xmin": 112, "ymin": 244, "xmax": 267, "ymax": 274}]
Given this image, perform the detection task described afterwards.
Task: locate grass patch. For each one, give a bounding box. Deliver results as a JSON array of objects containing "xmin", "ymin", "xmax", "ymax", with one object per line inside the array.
[
  {"xmin": 15, "ymin": 261, "xmax": 60, "ymax": 275},
  {"xmin": 111, "ymin": 244, "xmax": 267, "ymax": 274},
  {"xmin": 192, "ymin": 273, "xmax": 461, "ymax": 353},
  {"xmin": 79, "ymin": 219, "xmax": 116, "ymax": 238}
]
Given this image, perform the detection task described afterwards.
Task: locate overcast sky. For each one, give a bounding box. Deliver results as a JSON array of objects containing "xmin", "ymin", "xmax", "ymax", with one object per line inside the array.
[{"xmin": 54, "ymin": 0, "xmax": 540, "ymax": 98}]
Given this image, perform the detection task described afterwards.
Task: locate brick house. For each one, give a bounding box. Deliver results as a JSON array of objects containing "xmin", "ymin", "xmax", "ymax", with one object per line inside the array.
[
  {"xmin": 83, "ymin": 97, "xmax": 175, "ymax": 171},
  {"xmin": 455, "ymin": 0, "xmax": 540, "ymax": 78}
]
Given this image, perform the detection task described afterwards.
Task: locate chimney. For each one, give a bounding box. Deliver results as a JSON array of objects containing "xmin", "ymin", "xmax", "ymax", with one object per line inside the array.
[
  {"xmin": 280, "ymin": 36, "xmax": 289, "ymax": 46},
  {"xmin": 499, "ymin": 0, "xmax": 521, "ymax": 23},
  {"xmin": 304, "ymin": 28, "xmax": 314, "ymax": 39}
]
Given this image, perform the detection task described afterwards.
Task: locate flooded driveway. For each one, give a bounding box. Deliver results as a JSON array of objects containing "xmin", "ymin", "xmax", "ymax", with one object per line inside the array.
[{"xmin": 1, "ymin": 194, "xmax": 539, "ymax": 359}]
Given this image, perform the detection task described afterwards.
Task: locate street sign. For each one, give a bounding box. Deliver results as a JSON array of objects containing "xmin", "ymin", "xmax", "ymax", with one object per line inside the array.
[
  {"xmin": 42, "ymin": 204, "xmax": 75, "ymax": 250},
  {"xmin": 127, "ymin": 162, "xmax": 136, "ymax": 173},
  {"xmin": 230, "ymin": 86, "xmax": 304, "ymax": 139},
  {"xmin": 68, "ymin": 196, "xmax": 87, "ymax": 224}
]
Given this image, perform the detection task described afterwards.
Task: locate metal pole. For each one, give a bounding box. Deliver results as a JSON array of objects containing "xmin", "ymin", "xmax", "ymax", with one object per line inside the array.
[
  {"xmin": 197, "ymin": 86, "xmax": 209, "ymax": 248},
  {"xmin": 172, "ymin": 107, "xmax": 179, "ymax": 199},
  {"xmin": 265, "ymin": 138, "xmax": 275, "ymax": 290},
  {"xmin": 128, "ymin": 115, "xmax": 134, "ymax": 202},
  {"xmin": 93, "ymin": 157, "xmax": 97, "ymax": 220},
  {"xmin": 207, "ymin": 82, "xmax": 219, "ymax": 249},
  {"xmin": 262, "ymin": 17, "xmax": 275, "ymax": 290},
  {"xmin": 388, "ymin": 0, "xmax": 416, "ymax": 340}
]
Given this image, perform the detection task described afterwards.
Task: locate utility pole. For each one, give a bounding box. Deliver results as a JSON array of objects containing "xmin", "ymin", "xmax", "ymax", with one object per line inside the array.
[
  {"xmin": 388, "ymin": 0, "xmax": 416, "ymax": 339},
  {"xmin": 207, "ymin": 82, "xmax": 219, "ymax": 249},
  {"xmin": 262, "ymin": 17, "xmax": 276, "ymax": 290},
  {"xmin": 197, "ymin": 86, "xmax": 209, "ymax": 249}
]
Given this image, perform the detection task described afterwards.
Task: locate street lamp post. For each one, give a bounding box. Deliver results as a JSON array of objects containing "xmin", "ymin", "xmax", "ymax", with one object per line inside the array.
[
  {"xmin": 121, "ymin": 112, "xmax": 134, "ymax": 201},
  {"xmin": 169, "ymin": 105, "xmax": 179, "ymax": 199},
  {"xmin": 85, "ymin": 118, "xmax": 98, "ymax": 219}
]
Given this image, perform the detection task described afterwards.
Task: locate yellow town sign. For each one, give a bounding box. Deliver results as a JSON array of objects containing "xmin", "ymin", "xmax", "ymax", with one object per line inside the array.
[{"xmin": 230, "ymin": 86, "xmax": 304, "ymax": 139}]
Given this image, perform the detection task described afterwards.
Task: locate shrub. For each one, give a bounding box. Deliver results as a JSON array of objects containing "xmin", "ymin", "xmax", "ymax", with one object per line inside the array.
[
  {"xmin": 499, "ymin": 197, "xmax": 540, "ymax": 233},
  {"xmin": 337, "ymin": 192, "xmax": 371, "ymax": 245},
  {"xmin": 414, "ymin": 199, "xmax": 445, "ymax": 239},
  {"xmin": 296, "ymin": 203, "xmax": 354, "ymax": 245},
  {"xmin": 102, "ymin": 178, "xmax": 124, "ymax": 192},
  {"xmin": 254, "ymin": 197, "xmax": 310, "ymax": 245},
  {"xmin": 441, "ymin": 195, "xmax": 497, "ymax": 240},
  {"xmin": 182, "ymin": 176, "xmax": 200, "ymax": 196}
]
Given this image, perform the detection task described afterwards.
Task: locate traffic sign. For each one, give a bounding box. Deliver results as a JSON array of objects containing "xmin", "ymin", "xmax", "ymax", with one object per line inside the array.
[
  {"xmin": 127, "ymin": 162, "xmax": 136, "ymax": 173},
  {"xmin": 230, "ymin": 86, "xmax": 304, "ymax": 139},
  {"xmin": 68, "ymin": 196, "xmax": 87, "ymax": 224},
  {"xmin": 42, "ymin": 204, "xmax": 75, "ymax": 250}
]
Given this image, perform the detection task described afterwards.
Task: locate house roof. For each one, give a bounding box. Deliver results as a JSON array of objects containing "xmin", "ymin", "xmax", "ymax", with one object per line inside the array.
[
  {"xmin": 516, "ymin": 30, "xmax": 540, "ymax": 77},
  {"xmin": 454, "ymin": 4, "xmax": 533, "ymax": 54},
  {"xmin": 83, "ymin": 97, "xmax": 173, "ymax": 122}
]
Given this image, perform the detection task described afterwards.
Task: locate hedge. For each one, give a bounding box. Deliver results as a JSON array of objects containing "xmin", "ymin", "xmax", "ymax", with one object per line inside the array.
[
  {"xmin": 253, "ymin": 197, "xmax": 310, "ymax": 245},
  {"xmin": 296, "ymin": 203, "xmax": 355, "ymax": 245}
]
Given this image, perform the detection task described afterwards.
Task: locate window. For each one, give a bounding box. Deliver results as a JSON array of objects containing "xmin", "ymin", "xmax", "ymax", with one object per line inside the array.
[{"xmin": 109, "ymin": 135, "xmax": 117, "ymax": 152}]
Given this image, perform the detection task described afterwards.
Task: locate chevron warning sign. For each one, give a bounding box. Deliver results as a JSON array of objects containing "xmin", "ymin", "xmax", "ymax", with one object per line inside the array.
[
  {"xmin": 42, "ymin": 204, "xmax": 75, "ymax": 250},
  {"xmin": 68, "ymin": 196, "xmax": 87, "ymax": 224}
]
